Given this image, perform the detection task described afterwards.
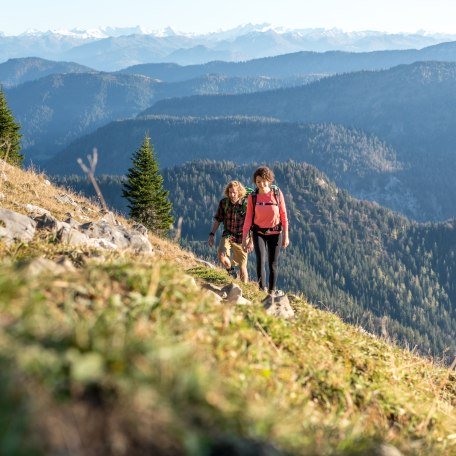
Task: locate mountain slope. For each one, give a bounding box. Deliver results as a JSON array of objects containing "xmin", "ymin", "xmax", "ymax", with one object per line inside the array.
[
  {"xmin": 120, "ymin": 41, "xmax": 456, "ymax": 82},
  {"xmin": 0, "ymin": 57, "xmax": 94, "ymax": 87},
  {"xmin": 0, "ymin": 161, "xmax": 455, "ymax": 455}
]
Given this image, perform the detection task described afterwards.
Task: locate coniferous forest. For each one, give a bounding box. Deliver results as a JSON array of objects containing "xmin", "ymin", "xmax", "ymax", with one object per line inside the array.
[{"xmin": 56, "ymin": 160, "xmax": 456, "ymax": 360}]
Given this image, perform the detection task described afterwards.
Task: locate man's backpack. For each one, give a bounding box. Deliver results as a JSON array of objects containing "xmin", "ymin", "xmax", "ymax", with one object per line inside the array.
[{"xmin": 223, "ymin": 186, "xmax": 255, "ymax": 215}]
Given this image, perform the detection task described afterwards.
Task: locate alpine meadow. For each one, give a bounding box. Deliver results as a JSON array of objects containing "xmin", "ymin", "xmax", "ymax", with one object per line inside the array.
[{"xmin": 1, "ymin": 17, "xmax": 456, "ymax": 456}]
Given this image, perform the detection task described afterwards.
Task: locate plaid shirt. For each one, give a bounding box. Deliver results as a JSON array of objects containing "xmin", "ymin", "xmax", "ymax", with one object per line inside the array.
[{"xmin": 214, "ymin": 197, "xmax": 247, "ymax": 244}]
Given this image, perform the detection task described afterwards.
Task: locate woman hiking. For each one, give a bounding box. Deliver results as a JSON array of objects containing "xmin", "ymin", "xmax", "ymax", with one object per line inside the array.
[
  {"xmin": 209, "ymin": 180, "xmax": 250, "ymax": 282},
  {"xmin": 242, "ymin": 166, "xmax": 289, "ymax": 294}
]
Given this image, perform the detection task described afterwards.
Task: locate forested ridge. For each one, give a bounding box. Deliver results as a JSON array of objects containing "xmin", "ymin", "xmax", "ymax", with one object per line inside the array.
[
  {"xmin": 48, "ymin": 116, "xmax": 408, "ymax": 217},
  {"xmin": 56, "ymin": 160, "xmax": 456, "ymax": 359}
]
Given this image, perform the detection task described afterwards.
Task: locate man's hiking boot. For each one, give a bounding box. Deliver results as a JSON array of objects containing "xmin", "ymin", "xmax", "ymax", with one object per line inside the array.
[{"xmin": 227, "ymin": 267, "xmax": 238, "ymax": 279}]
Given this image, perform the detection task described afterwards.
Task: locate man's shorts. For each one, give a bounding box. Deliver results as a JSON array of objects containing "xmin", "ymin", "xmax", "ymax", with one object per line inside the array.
[{"xmin": 218, "ymin": 236, "xmax": 248, "ymax": 268}]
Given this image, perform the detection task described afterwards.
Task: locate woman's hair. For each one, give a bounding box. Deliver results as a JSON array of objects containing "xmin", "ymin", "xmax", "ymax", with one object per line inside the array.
[
  {"xmin": 224, "ymin": 180, "xmax": 247, "ymax": 198},
  {"xmin": 253, "ymin": 166, "xmax": 274, "ymax": 183}
]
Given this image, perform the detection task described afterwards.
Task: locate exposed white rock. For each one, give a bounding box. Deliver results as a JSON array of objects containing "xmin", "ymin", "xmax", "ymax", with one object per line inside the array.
[
  {"xmin": 233, "ymin": 296, "xmax": 252, "ymax": 305},
  {"xmin": 221, "ymin": 283, "xmax": 243, "ymax": 302},
  {"xmin": 55, "ymin": 193, "xmax": 78, "ymax": 207},
  {"xmin": 0, "ymin": 208, "xmax": 36, "ymax": 245},
  {"xmin": 262, "ymin": 293, "xmax": 295, "ymax": 319},
  {"xmin": 195, "ymin": 258, "xmax": 216, "ymax": 269},
  {"xmin": 24, "ymin": 204, "xmax": 51, "ymax": 217}
]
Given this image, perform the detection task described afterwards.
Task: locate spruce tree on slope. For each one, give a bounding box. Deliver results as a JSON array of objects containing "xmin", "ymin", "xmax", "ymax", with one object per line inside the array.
[
  {"xmin": 0, "ymin": 88, "xmax": 22, "ymax": 166},
  {"xmin": 122, "ymin": 135, "xmax": 173, "ymax": 234}
]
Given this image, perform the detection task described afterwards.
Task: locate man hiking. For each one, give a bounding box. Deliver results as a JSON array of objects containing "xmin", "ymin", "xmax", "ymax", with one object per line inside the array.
[{"xmin": 208, "ymin": 180, "xmax": 250, "ymax": 282}]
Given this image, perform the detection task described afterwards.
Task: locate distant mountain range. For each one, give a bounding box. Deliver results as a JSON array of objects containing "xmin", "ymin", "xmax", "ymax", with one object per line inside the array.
[{"xmin": 2, "ymin": 25, "xmax": 456, "ymax": 70}]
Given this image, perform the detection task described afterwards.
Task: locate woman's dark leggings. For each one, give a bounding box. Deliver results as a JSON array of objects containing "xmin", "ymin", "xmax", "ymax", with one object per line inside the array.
[{"xmin": 252, "ymin": 232, "xmax": 282, "ymax": 292}]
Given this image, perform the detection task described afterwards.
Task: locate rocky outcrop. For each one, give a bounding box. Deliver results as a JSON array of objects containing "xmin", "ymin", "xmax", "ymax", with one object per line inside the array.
[
  {"xmin": 262, "ymin": 292, "xmax": 295, "ymax": 319},
  {"xmin": 0, "ymin": 207, "xmax": 36, "ymax": 245},
  {"xmin": 0, "ymin": 205, "xmax": 153, "ymax": 254},
  {"xmin": 202, "ymin": 282, "xmax": 252, "ymax": 306}
]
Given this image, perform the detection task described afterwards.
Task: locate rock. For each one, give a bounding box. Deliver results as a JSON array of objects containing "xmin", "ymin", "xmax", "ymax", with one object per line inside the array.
[
  {"xmin": 233, "ymin": 296, "xmax": 252, "ymax": 305},
  {"xmin": 23, "ymin": 204, "xmax": 51, "ymax": 217},
  {"xmin": 0, "ymin": 171, "xmax": 8, "ymax": 181},
  {"xmin": 57, "ymin": 225, "xmax": 92, "ymax": 246},
  {"xmin": 24, "ymin": 257, "xmax": 68, "ymax": 277},
  {"xmin": 0, "ymin": 208, "xmax": 36, "ymax": 245},
  {"xmin": 33, "ymin": 213, "xmax": 62, "ymax": 231},
  {"xmin": 78, "ymin": 220, "xmax": 153, "ymax": 254},
  {"xmin": 64, "ymin": 216, "xmax": 79, "ymax": 228},
  {"xmin": 101, "ymin": 211, "xmax": 120, "ymax": 225},
  {"xmin": 0, "ymin": 193, "xmax": 4, "ymax": 200},
  {"xmin": 132, "ymin": 222, "xmax": 148, "ymax": 235},
  {"xmin": 202, "ymin": 283, "xmax": 228, "ymax": 299},
  {"xmin": 221, "ymin": 283, "xmax": 243, "ymax": 302},
  {"xmin": 205, "ymin": 289, "xmax": 223, "ymax": 302},
  {"xmin": 373, "ymin": 444, "xmax": 404, "ymax": 456},
  {"xmin": 127, "ymin": 232, "xmax": 153, "ymax": 254},
  {"xmin": 57, "ymin": 219, "xmax": 153, "ymax": 254},
  {"xmin": 78, "ymin": 221, "xmax": 131, "ymax": 249},
  {"xmin": 55, "ymin": 255, "xmax": 76, "ymax": 272},
  {"xmin": 262, "ymin": 293, "xmax": 295, "ymax": 319},
  {"xmin": 182, "ymin": 274, "xmax": 198, "ymax": 289},
  {"xmin": 195, "ymin": 258, "xmax": 215, "ymax": 269},
  {"xmin": 55, "ymin": 193, "xmax": 78, "ymax": 207}
]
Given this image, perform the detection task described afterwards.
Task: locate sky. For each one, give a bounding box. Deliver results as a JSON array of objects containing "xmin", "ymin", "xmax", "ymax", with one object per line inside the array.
[{"xmin": 2, "ymin": 0, "xmax": 456, "ymax": 35}]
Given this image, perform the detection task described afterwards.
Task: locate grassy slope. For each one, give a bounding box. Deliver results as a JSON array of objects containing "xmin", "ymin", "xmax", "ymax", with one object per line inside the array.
[{"xmin": 0, "ymin": 162, "xmax": 455, "ymax": 455}]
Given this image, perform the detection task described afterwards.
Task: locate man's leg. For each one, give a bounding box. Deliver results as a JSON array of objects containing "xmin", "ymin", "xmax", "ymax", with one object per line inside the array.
[
  {"xmin": 232, "ymin": 241, "xmax": 248, "ymax": 283},
  {"xmin": 218, "ymin": 237, "xmax": 236, "ymax": 276}
]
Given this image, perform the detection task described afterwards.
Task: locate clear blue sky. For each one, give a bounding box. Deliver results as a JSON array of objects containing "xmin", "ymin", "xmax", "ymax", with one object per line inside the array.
[{"xmin": 2, "ymin": 0, "xmax": 456, "ymax": 35}]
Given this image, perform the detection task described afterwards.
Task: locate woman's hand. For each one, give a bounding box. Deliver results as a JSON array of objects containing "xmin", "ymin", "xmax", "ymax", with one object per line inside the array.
[
  {"xmin": 242, "ymin": 236, "xmax": 253, "ymax": 252},
  {"xmin": 282, "ymin": 233, "xmax": 289, "ymax": 249}
]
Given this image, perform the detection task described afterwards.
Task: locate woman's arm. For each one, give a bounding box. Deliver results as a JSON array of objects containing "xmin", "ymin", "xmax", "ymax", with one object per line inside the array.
[
  {"xmin": 242, "ymin": 195, "xmax": 254, "ymax": 251},
  {"xmin": 279, "ymin": 190, "xmax": 289, "ymax": 248}
]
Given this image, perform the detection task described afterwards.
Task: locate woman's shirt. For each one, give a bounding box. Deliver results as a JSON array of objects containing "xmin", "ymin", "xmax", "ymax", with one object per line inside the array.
[{"xmin": 242, "ymin": 189, "xmax": 288, "ymax": 237}]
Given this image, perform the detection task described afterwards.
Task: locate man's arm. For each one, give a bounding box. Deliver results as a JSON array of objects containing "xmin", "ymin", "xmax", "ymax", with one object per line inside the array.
[{"xmin": 208, "ymin": 220, "xmax": 221, "ymax": 247}]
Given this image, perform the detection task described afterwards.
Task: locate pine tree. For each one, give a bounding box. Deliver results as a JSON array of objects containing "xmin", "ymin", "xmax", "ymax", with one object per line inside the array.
[
  {"xmin": 122, "ymin": 135, "xmax": 173, "ymax": 234},
  {"xmin": 0, "ymin": 87, "xmax": 22, "ymax": 166}
]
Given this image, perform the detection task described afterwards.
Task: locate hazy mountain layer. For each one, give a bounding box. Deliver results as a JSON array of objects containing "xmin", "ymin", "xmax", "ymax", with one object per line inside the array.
[
  {"xmin": 121, "ymin": 40, "xmax": 456, "ymax": 82},
  {"xmin": 0, "ymin": 57, "xmax": 95, "ymax": 87}
]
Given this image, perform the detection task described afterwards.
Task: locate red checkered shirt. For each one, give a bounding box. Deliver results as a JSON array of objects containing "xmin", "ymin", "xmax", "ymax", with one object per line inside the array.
[{"xmin": 214, "ymin": 197, "xmax": 247, "ymax": 244}]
